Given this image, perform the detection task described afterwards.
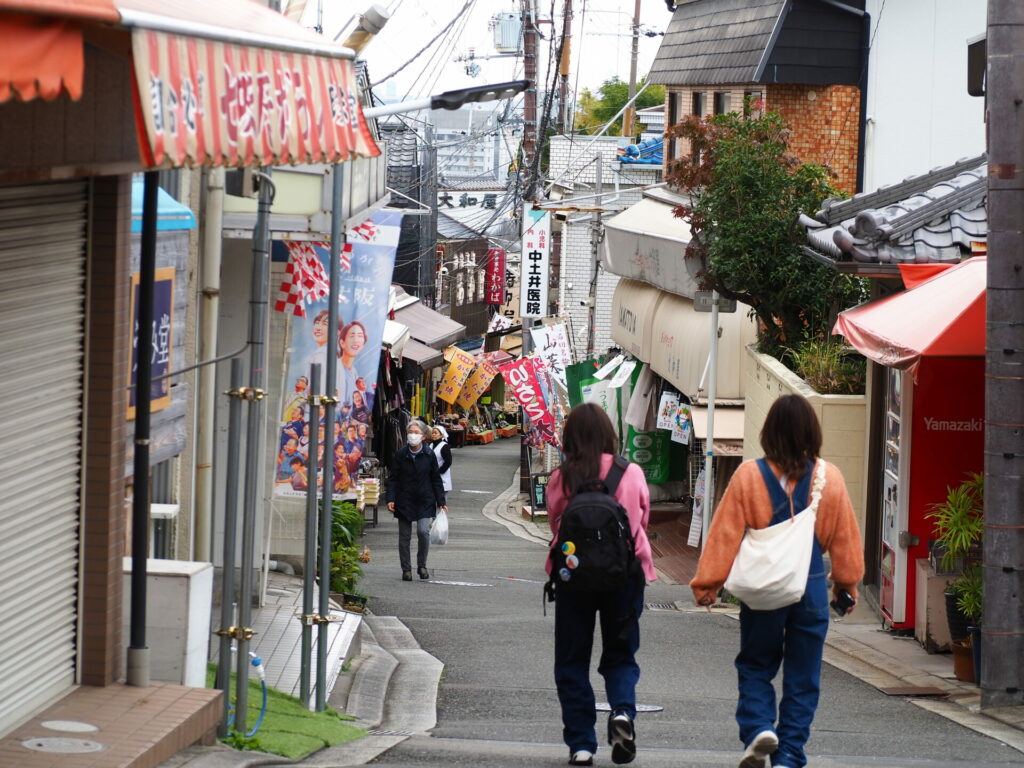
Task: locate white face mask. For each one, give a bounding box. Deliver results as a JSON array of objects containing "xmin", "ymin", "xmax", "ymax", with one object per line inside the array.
[{"xmin": 407, "ymin": 433, "xmax": 423, "ymax": 447}]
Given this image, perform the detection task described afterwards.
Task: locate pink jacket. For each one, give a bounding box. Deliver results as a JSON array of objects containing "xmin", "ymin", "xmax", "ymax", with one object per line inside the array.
[{"xmin": 545, "ymin": 454, "xmax": 657, "ymax": 582}]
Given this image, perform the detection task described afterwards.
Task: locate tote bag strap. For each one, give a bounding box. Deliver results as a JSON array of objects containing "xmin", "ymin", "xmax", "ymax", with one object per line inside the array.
[{"xmin": 755, "ymin": 458, "xmax": 826, "ymax": 525}]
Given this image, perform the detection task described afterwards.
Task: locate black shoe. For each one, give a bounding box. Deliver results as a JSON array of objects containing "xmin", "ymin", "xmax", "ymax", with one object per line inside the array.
[
  {"xmin": 418, "ymin": 566, "xmax": 430, "ymax": 580},
  {"xmin": 608, "ymin": 710, "xmax": 636, "ymax": 765},
  {"xmin": 402, "ymin": 571, "xmax": 412, "ymax": 581}
]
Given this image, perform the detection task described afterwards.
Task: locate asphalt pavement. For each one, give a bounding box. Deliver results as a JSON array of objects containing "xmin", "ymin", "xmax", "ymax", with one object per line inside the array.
[{"xmin": 316, "ymin": 438, "xmax": 1024, "ymax": 768}]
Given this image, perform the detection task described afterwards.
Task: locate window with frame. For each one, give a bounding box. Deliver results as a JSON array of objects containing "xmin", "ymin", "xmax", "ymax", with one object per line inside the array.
[
  {"xmin": 668, "ymin": 92, "xmax": 680, "ymax": 159},
  {"xmin": 713, "ymin": 91, "xmax": 729, "ymax": 115},
  {"xmin": 692, "ymin": 91, "xmax": 706, "ymax": 118},
  {"xmin": 743, "ymin": 90, "xmax": 763, "ymax": 116}
]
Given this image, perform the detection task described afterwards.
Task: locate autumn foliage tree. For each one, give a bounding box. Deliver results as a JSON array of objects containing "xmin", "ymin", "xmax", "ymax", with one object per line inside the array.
[{"xmin": 665, "ymin": 108, "xmax": 864, "ymax": 358}]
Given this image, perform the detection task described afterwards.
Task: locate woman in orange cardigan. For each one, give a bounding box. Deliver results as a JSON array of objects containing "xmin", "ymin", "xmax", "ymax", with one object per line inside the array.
[{"xmin": 691, "ymin": 394, "xmax": 864, "ymax": 768}]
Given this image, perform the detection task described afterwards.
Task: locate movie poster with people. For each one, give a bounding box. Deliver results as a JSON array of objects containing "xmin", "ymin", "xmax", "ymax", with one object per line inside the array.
[{"xmin": 274, "ymin": 210, "xmax": 403, "ymax": 498}]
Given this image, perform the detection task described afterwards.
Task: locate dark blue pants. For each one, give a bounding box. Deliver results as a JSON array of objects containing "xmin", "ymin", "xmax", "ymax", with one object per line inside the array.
[
  {"xmin": 554, "ymin": 577, "xmax": 645, "ymax": 753},
  {"xmin": 735, "ymin": 571, "xmax": 830, "ymax": 768}
]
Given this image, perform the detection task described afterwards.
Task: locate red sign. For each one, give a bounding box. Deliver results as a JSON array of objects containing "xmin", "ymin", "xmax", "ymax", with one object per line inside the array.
[
  {"xmin": 131, "ymin": 29, "xmax": 380, "ymax": 168},
  {"xmin": 486, "ymin": 248, "xmax": 506, "ymax": 305},
  {"xmin": 499, "ymin": 358, "xmax": 559, "ymax": 447}
]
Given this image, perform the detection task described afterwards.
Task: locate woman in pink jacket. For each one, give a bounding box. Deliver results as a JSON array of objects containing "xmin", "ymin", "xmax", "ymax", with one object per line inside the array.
[{"xmin": 546, "ymin": 403, "xmax": 656, "ymax": 766}]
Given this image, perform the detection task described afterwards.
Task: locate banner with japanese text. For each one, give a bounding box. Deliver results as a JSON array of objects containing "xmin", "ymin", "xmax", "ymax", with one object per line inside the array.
[
  {"xmin": 486, "ymin": 248, "xmax": 507, "ymax": 305},
  {"xmin": 437, "ymin": 348, "xmax": 477, "ymax": 404},
  {"xmin": 131, "ymin": 29, "xmax": 380, "ymax": 168},
  {"xmin": 529, "ymin": 321, "xmax": 573, "ymax": 387},
  {"xmin": 273, "ymin": 210, "xmax": 403, "ymax": 498},
  {"xmin": 499, "ymin": 357, "xmax": 559, "ymax": 447},
  {"xmin": 128, "ymin": 267, "xmax": 175, "ymax": 419},
  {"xmin": 455, "ymin": 360, "xmax": 499, "ymax": 409},
  {"xmin": 519, "ymin": 205, "xmax": 550, "ymax": 318}
]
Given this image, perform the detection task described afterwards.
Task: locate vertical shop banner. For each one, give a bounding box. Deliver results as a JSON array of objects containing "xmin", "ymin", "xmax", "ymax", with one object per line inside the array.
[
  {"xmin": 529, "ymin": 322, "xmax": 573, "ymax": 387},
  {"xmin": 437, "ymin": 348, "xmax": 477, "ymax": 404},
  {"xmin": 456, "ymin": 360, "xmax": 499, "ymax": 409},
  {"xmin": 486, "ymin": 248, "xmax": 506, "ymax": 304},
  {"xmin": 274, "ymin": 210, "xmax": 403, "ymax": 498},
  {"xmin": 499, "ymin": 357, "xmax": 559, "ymax": 447},
  {"xmin": 128, "ymin": 267, "xmax": 175, "ymax": 419},
  {"xmin": 519, "ymin": 205, "xmax": 551, "ymax": 318}
]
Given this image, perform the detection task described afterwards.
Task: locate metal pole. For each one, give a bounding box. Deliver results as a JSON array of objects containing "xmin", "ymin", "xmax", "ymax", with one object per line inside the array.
[
  {"xmin": 701, "ymin": 292, "xmax": 720, "ymax": 550},
  {"xmin": 622, "ymin": 0, "xmax": 642, "ymax": 138},
  {"xmin": 317, "ymin": 164, "xmax": 345, "ymax": 710},
  {"xmin": 128, "ymin": 170, "xmax": 159, "ymax": 688},
  {"xmin": 586, "ymin": 157, "xmax": 602, "ymax": 360},
  {"xmin": 300, "ymin": 364, "xmax": 322, "ymax": 708},
  {"xmin": 521, "ymin": 0, "xmax": 538, "ymax": 196},
  {"xmin": 216, "ymin": 358, "xmax": 244, "ymax": 737},
  {"xmin": 556, "ymin": 0, "xmax": 573, "ymax": 134},
  {"xmin": 235, "ymin": 169, "xmax": 274, "ymax": 732}
]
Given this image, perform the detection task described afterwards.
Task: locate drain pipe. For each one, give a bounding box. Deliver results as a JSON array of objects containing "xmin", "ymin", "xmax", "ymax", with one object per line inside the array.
[
  {"xmin": 195, "ymin": 168, "xmax": 225, "ymax": 563},
  {"xmin": 235, "ymin": 169, "xmax": 275, "ymax": 733},
  {"xmin": 128, "ymin": 171, "xmax": 159, "ymax": 688}
]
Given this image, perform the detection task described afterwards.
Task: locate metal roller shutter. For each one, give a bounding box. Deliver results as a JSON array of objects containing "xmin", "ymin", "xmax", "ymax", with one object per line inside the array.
[{"xmin": 0, "ymin": 181, "xmax": 87, "ymax": 734}]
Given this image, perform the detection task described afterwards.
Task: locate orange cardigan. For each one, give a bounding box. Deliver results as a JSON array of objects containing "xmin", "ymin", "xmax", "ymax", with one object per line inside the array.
[{"xmin": 690, "ymin": 459, "xmax": 865, "ymax": 606}]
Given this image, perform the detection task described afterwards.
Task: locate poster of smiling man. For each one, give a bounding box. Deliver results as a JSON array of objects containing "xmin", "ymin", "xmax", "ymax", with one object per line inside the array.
[{"xmin": 274, "ymin": 210, "xmax": 403, "ymax": 497}]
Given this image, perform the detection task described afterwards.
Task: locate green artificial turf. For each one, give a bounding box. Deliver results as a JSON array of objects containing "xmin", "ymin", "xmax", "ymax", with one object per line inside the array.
[{"xmin": 207, "ymin": 663, "xmax": 365, "ymax": 760}]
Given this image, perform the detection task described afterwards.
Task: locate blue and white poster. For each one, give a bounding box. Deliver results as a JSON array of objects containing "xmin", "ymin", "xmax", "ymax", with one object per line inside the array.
[{"xmin": 274, "ymin": 210, "xmax": 403, "ymax": 497}]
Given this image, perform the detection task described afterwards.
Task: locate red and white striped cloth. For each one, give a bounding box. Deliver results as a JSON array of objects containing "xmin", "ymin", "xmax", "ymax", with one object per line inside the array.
[{"xmin": 275, "ymin": 241, "xmax": 352, "ymax": 317}]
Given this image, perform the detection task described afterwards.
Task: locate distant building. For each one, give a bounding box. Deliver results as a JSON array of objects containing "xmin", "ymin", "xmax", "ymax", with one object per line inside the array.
[{"xmin": 431, "ymin": 104, "xmax": 516, "ymax": 185}]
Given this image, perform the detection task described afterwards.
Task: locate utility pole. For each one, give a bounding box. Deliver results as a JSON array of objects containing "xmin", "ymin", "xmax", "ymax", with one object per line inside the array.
[
  {"xmin": 521, "ymin": 0, "xmax": 538, "ymax": 197},
  {"xmin": 621, "ymin": 0, "xmax": 642, "ymax": 139},
  {"xmin": 586, "ymin": 156, "xmax": 602, "ymax": 359},
  {"xmin": 556, "ymin": 0, "xmax": 573, "ymax": 134},
  {"xmin": 982, "ymin": 0, "xmax": 1024, "ymax": 709}
]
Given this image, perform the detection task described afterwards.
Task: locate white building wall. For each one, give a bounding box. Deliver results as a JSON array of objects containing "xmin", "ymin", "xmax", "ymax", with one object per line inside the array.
[
  {"xmin": 863, "ymin": 0, "xmax": 985, "ymax": 190},
  {"xmin": 548, "ymin": 135, "xmax": 661, "ymax": 362}
]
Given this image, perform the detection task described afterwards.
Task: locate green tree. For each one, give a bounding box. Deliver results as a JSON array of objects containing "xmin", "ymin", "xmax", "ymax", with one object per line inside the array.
[
  {"xmin": 665, "ymin": 108, "xmax": 865, "ymax": 358},
  {"xmin": 573, "ymin": 76, "xmax": 664, "ymax": 137}
]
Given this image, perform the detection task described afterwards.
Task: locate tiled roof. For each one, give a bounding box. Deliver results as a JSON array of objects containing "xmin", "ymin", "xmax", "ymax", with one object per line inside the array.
[
  {"xmin": 801, "ymin": 156, "xmax": 987, "ymax": 269},
  {"xmin": 649, "ymin": 0, "xmax": 787, "ymax": 86}
]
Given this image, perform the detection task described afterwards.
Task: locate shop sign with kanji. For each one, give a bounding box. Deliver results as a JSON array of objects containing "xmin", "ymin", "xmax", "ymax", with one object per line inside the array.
[
  {"xmin": 128, "ymin": 267, "xmax": 175, "ymax": 419},
  {"xmin": 519, "ymin": 205, "xmax": 550, "ymax": 318},
  {"xmin": 437, "ymin": 348, "xmax": 478, "ymax": 404}
]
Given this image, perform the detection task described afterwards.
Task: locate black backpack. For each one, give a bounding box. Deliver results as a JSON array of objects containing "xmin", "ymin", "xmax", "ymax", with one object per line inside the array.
[{"xmin": 546, "ymin": 456, "xmax": 638, "ymax": 598}]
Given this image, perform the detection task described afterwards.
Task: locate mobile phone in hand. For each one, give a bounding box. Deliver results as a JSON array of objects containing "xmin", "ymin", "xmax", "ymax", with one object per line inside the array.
[{"xmin": 830, "ymin": 589, "xmax": 856, "ymax": 617}]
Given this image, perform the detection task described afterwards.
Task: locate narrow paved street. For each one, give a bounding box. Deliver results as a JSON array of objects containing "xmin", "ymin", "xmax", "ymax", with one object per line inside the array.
[{"xmin": 346, "ymin": 439, "xmax": 1023, "ymax": 768}]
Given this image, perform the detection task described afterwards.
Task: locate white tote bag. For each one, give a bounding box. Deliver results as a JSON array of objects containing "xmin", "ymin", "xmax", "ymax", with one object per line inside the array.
[
  {"xmin": 724, "ymin": 459, "xmax": 827, "ymax": 610},
  {"xmin": 429, "ymin": 509, "xmax": 449, "ymax": 545}
]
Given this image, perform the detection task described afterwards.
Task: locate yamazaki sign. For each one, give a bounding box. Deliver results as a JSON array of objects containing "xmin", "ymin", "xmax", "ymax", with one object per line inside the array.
[
  {"xmin": 131, "ymin": 29, "xmax": 380, "ymax": 168},
  {"xmin": 499, "ymin": 358, "xmax": 559, "ymax": 447}
]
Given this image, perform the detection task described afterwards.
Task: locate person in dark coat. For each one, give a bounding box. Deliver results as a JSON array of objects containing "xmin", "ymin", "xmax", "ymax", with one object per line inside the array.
[{"xmin": 386, "ymin": 418, "xmax": 447, "ymax": 581}]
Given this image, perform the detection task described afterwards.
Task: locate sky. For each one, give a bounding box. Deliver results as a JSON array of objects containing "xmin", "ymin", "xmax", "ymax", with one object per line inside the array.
[{"xmin": 303, "ymin": 0, "xmax": 673, "ymax": 105}]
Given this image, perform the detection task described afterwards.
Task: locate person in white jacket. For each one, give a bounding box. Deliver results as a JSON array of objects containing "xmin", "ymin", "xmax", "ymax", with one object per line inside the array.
[{"xmin": 430, "ymin": 425, "xmax": 453, "ymax": 492}]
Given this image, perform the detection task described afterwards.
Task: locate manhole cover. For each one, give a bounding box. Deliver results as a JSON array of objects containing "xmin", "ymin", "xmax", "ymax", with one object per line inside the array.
[
  {"xmin": 431, "ymin": 580, "xmax": 492, "ymax": 587},
  {"xmin": 40, "ymin": 721, "xmax": 99, "ymax": 733},
  {"xmin": 21, "ymin": 737, "xmax": 107, "ymax": 754},
  {"xmin": 646, "ymin": 602, "xmax": 679, "ymax": 612},
  {"xmin": 595, "ymin": 702, "xmax": 664, "ymax": 713}
]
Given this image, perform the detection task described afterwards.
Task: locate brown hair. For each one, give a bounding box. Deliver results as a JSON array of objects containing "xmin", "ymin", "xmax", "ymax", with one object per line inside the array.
[
  {"xmin": 759, "ymin": 394, "xmax": 822, "ymax": 481},
  {"xmin": 558, "ymin": 402, "xmax": 618, "ymax": 495},
  {"xmin": 338, "ymin": 320, "xmax": 368, "ymax": 357}
]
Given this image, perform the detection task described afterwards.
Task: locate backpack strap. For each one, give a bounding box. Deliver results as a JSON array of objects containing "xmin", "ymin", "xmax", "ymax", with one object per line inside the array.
[{"xmin": 603, "ymin": 455, "xmax": 630, "ymax": 497}]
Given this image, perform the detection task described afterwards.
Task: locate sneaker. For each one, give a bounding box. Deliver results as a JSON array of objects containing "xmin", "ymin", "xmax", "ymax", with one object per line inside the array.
[
  {"xmin": 418, "ymin": 566, "xmax": 430, "ymax": 580},
  {"xmin": 608, "ymin": 710, "xmax": 637, "ymax": 765},
  {"xmin": 402, "ymin": 571, "xmax": 412, "ymax": 581},
  {"xmin": 568, "ymin": 750, "xmax": 594, "ymax": 766},
  {"xmin": 738, "ymin": 730, "xmax": 778, "ymax": 768}
]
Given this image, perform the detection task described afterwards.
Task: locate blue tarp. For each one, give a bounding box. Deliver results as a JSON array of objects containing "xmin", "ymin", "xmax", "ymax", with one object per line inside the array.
[
  {"xmin": 620, "ymin": 136, "xmax": 663, "ymax": 165},
  {"xmin": 131, "ymin": 177, "xmax": 197, "ymax": 232}
]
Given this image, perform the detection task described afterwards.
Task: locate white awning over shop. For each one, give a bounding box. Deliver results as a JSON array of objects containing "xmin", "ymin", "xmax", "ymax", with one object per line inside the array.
[
  {"xmin": 602, "ymin": 191, "xmax": 701, "ymax": 299},
  {"xmin": 691, "ymin": 405, "xmax": 746, "ymax": 456},
  {"xmin": 648, "ymin": 291, "xmax": 756, "ymax": 400},
  {"xmin": 611, "ymin": 278, "xmax": 664, "ymax": 361},
  {"xmin": 383, "ymin": 319, "xmax": 411, "ymax": 359}
]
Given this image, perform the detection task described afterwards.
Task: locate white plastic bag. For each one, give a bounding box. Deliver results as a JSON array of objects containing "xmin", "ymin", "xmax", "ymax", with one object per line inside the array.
[
  {"xmin": 724, "ymin": 459, "xmax": 826, "ymax": 610},
  {"xmin": 429, "ymin": 509, "xmax": 449, "ymax": 545}
]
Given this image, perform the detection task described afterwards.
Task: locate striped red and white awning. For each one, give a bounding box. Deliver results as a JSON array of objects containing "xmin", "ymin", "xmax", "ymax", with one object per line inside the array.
[{"xmin": 131, "ymin": 28, "xmax": 379, "ymax": 168}]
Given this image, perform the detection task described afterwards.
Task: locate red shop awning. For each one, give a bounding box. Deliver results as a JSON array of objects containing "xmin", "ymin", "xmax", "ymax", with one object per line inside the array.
[
  {"xmin": 120, "ymin": 0, "xmax": 379, "ymax": 167},
  {"xmin": 833, "ymin": 256, "xmax": 986, "ymax": 380}
]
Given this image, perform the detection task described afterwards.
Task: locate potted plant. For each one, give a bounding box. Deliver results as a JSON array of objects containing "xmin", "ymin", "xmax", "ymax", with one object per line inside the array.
[{"xmin": 925, "ymin": 472, "xmax": 983, "ymax": 681}]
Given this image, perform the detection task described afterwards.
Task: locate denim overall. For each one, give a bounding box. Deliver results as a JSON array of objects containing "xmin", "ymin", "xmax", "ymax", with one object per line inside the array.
[{"xmin": 735, "ymin": 459, "xmax": 829, "ymax": 768}]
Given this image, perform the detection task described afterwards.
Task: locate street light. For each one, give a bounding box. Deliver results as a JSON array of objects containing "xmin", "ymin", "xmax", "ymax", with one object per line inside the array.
[{"xmin": 363, "ymin": 80, "xmax": 530, "ymax": 119}]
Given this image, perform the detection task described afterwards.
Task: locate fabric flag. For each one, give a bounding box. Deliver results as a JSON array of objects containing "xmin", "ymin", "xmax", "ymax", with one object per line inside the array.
[
  {"xmin": 275, "ymin": 241, "xmax": 353, "ymax": 317},
  {"xmin": 500, "ymin": 357, "xmax": 559, "ymax": 447},
  {"xmin": 456, "ymin": 360, "xmax": 499, "ymax": 409},
  {"xmin": 437, "ymin": 348, "xmax": 477, "ymax": 404}
]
